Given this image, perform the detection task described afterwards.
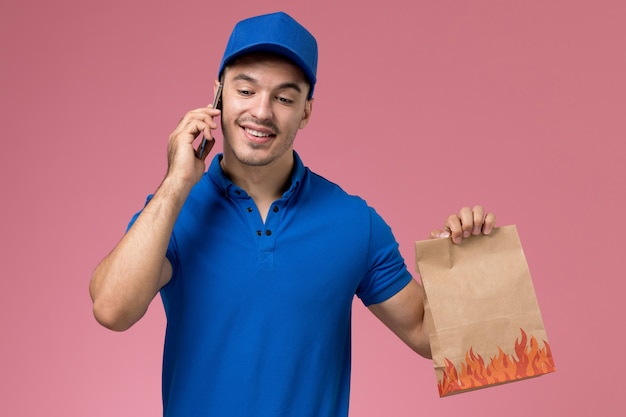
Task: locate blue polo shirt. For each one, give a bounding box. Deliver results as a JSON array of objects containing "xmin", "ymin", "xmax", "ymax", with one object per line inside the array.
[{"xmin": 134, "ymin": 152, "xmax": 412, "ymax": 417}]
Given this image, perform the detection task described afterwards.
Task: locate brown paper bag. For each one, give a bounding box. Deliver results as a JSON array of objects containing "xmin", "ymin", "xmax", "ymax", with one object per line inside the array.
[{"xmin": 415, "ymin": 225, "xmax": 555, "ymax": 397}]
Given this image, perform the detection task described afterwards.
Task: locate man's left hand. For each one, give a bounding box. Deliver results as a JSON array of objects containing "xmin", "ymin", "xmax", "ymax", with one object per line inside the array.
[{"xmin": 430, "ymin": 205, "xmax": 496, "ymax": 244}]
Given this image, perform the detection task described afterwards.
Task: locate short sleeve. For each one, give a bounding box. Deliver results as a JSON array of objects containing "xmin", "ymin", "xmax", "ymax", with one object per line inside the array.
[{"xmin": 356, "ymin": 207, "xmax": 412, "ymax": 306}]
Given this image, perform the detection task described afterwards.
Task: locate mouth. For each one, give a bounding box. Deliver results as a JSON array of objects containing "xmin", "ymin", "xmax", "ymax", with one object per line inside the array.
[
  {"xmin": 240, "ymin": 124, "xmax": 277, "ymax": 144},
  {"xmin": 243, "ymin": 127, "xmax": 275, "ymax": 138}
]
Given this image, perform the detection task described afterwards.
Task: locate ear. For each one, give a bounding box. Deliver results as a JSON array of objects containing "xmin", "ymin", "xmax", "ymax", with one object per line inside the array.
[
  {"xmin": 299, "ymin": 98, "xmax": 314, "ymax": 129},
  {"xmin": 213, "ymin": 79, "xmax": 221, "ymax": 94}
]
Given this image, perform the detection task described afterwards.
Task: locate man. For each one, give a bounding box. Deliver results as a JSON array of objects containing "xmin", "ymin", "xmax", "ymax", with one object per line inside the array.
[{"xmin": 90, "ymin": 11, "xmax": 495, "ymax": 417}]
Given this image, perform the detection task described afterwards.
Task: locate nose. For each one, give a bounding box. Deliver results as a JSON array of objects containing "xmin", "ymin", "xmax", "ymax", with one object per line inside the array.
[{"xmin": 249, "ymin": 93, "xmax": 273, "ymax": 121}]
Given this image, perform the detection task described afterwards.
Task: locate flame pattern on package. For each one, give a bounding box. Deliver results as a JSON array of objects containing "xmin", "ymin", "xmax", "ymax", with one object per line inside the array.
[{"xmin": 437, "ymin": 329, "xmax": 556, "ymax": 396}]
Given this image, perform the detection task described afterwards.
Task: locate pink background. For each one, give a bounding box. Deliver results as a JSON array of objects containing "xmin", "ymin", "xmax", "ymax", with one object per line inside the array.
[{"xmin": 1, "ymin": 0, "xmax": 624, "ymax": 415}]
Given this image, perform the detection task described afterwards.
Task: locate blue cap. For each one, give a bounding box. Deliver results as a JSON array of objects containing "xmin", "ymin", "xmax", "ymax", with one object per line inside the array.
[{"xmin": 218, "ymin": 12, "xmax": 318, "ymax": 98}]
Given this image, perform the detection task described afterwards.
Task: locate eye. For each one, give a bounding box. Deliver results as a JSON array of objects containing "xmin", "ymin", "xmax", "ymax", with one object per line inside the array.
[
  {"xmin": 238, "ymin": 89, "xmax": 253, "ymax": 96},
  {"xmin": 277, "ymin": 96, "xmax": 294, "ymax": 105}
]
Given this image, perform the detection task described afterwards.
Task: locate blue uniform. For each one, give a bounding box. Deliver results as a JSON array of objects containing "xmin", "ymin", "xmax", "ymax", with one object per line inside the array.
[{"xmin": 132, "ymin": 152, "xmax": 412, "ymax": 417}]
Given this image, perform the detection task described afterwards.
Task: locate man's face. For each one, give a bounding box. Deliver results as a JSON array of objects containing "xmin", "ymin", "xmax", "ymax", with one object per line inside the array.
[{"xmin": 219, "ymin": 53, "xmax": 313, "ymax": 168}]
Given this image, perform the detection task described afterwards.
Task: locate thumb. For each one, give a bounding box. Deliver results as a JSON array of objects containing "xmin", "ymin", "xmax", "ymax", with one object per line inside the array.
[{"xmin": 430, "ymin": 229, "xmax": 450, "ymax": 239}]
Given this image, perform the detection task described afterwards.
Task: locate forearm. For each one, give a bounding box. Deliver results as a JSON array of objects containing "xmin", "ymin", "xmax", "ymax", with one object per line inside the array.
[
  {"xmin": 389, "ymin": 294, "xmax": 431, "ymax": 359},
  {"xmin": 89, "ymin": 177, "xmax": 191, "ymax": 331},
  {"xmin": 407, "ymin": 312, "xmax": 431, "ymax": 359},
  {"xmin": 369, "ymin": 279, "xmax": 432, "ymax": 359}
]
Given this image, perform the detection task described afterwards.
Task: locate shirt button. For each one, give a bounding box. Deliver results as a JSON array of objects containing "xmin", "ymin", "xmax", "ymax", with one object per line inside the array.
[
  {"xmin": 273, "ymin": 206, "xmax": 279, "ymax": 213},
  {"xmin": 256, "ymin": 230, "xmax": 262, "ymax": 236},
  {"xmin": 265, "ymin": 230, "xmax": 272, "ymax": 236},
  {"xmin": 247, "ymin": 207, "xmax": 253, "ymax": 213}
]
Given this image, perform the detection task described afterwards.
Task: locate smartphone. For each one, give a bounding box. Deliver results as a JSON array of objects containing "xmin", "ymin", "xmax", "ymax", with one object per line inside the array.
[{"xmin": 195, "ymin": 83, "xmax": 223, "ymax": 159}]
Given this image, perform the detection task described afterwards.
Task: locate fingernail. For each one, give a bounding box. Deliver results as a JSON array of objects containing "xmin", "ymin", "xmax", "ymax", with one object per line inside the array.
[
  {"xmin": 463, "ymin": 231, "xmax": 470, "ymax": 238},
  {"xmin": 453, "ymin": 236, "xmax": 461, "ymax": 244},
  {"xmin": 439, "ymin": 231, "xmax": 450, "ymax": 238}
]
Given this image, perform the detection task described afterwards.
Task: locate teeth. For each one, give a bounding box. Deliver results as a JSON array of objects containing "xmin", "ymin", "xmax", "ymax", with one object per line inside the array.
[{"xmin": 245, "ymin": 127, "xmax": 271, "ymax": 138}]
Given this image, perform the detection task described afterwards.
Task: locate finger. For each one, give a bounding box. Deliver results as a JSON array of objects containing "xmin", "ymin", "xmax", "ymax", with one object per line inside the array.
[
  {"xmin": 173, "ymin": 115, "xmax": 216, "ymax": 145},
  {"xmin": 483, "ymin": 212, "xmax": 496, "ymax": 234},
  {"xmin": 472, "ymin": 205, "xmax": 485, "ymax": 235},
  {"xmin": 195, "ymin": 108, "xmax": 220, "ymax": 136},
  {"xmin": 207, "ymin": 101, "xmax": 222, "ymax": 111},
  {"xmin": 177, "ymin": 107, "xmax": 218, "ymax": 128},
  {"xmin": 445, "ymin": 214, "xmax": 463, "ymax": 244},
  {"xmin": 458, "ymin": 206, "xmax": 474, "ymax": 238},
  {"xmin": 430, "ymin": 228, "xmax": 450, "ymax": 239},
  {"xmin": 192, "ymin": 108, "xmax": 219, "ymax": 129}
]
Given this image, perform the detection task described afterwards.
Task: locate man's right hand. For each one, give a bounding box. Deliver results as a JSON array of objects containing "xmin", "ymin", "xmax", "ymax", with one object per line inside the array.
[{"xmin": 166, "ymin": 104, "xmax": 221, "ymax": 188}]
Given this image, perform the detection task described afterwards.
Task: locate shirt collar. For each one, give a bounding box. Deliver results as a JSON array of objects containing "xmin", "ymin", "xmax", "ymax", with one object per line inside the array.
[{"xmin": 207, "ymin": 151, "xmax": 306, "ymax": 199}]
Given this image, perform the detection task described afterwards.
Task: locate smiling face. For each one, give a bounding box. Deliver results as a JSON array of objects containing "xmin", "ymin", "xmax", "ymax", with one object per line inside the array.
[{"xmin": 219, "ymin": 53, "xmax": 313, "ymax": 169}]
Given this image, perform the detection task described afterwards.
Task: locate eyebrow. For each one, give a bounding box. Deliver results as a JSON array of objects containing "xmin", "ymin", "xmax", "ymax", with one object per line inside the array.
[{"xmin": 231, "ymin": 73, "xmax": 303, "ymax": 94}]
